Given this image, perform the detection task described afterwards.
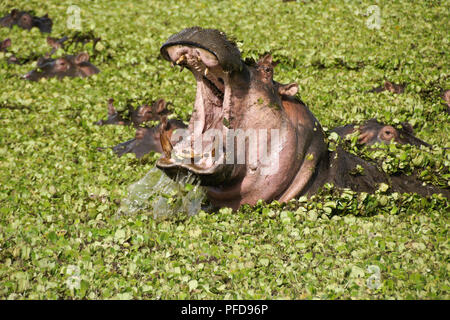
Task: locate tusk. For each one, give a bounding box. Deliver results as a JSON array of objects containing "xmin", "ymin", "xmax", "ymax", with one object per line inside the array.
[
  {"xmin": 176, "ymin": 55, "xmax": 186, "ymax": 65},
  {"xmin": 178, "ymin": 149, "xmax": 201, "ymax": 159},
  {"xmin": 204, "ymin": 68, "xmax": 209, "ymax": 76},
  {"xmin": 212, "ymin": 137, "xmax": 220, "ymax": 158}
]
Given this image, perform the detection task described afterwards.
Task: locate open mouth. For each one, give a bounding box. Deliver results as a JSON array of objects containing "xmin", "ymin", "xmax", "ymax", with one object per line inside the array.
[{"xmin": 157, "ymin": 44, "xmax": 232, "ymax": 178}]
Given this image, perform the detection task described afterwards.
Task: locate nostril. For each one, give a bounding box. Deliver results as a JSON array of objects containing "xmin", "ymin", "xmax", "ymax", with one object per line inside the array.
[{"xmin": 218, "ymin": 78, "xmax": 224, "ymax": 85}]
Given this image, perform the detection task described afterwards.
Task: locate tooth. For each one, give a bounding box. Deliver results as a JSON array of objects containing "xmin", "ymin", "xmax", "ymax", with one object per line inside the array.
[
  {"xmin": 212, "ymin": 138, "xmax": 220, "ymax": 158},
  {"xmin": 204, "ymin": 68, "xmax": 209, "ymax": 76},
  {"xmin": 176, "ymin": 55, "xmax": 186, "ymax": 65},
  {"xmin": 178, "ymin": 150, "xmax": 198, "ymax": 159},
  {"xmin": 170, "ymin": 61, "xmax": 175, "ymax": 67}
]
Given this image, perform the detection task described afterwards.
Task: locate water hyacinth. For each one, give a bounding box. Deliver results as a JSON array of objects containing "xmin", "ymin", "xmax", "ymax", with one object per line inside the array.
[
  {"xmin": 1, "ymin": 0, "xmax": 449, "ymax": 300},
  {"xmin": 119, "ymin": 167, "xmax": 206, "ymax": 218}
]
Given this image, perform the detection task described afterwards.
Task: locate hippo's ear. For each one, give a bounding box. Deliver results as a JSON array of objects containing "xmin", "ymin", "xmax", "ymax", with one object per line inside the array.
[
  {"xmin": 278, "ymin": 83, "xmax": 298, "ymax": 96},
  {"xmin": 11, "ymin": 9, "xmax": 19, "ymax": 18},
  {"xmin": 36, "ymin": 57, "xmax": 46, "ymax": 68},
  {"xmin": 400, "ymin": 122, "xmax": 414, "ymax": 134},
  {"xmin": 107, "ymin": 98, "xmax": 116, "ymax": 116},
  {"xmin": 47, "ymin": 36, "xmax": 55, "ymax": 46},
  {"xmin": 75, "ymin": 52, "xmax": 90, "ymax": 64},
  {"xmin": 259, "ymin": 53, "xmax": 279, "ymax": 67},
  {"xmin": 384, "ymin": 81, "xmax": 396, "ymax": 93},
  {"xmin": 2, "ymin": 38, "xmax": 11, "ymax": 48},
  {"xmin": 155, "ymin": 99, "xmax": 167, "ymax": 114},
  {"xmin": 258, "ymin": 54, "xmax": 272, "ymax": 64}
]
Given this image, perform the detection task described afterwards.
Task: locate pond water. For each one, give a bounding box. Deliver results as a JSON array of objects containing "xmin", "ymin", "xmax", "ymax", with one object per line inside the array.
[{"xmin": 119, "ymin": 167, "xmax": 206, "ymax": 219}]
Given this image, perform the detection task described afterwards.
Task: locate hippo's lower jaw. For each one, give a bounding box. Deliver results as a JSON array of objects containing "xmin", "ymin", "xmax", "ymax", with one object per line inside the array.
[
  {"xmin": 157, "ymin": 157, "xmax": 236, "ymax": 186},
  {"xmin": 156, "ymin": 43, "xmax": 235, "ymax": 184}
]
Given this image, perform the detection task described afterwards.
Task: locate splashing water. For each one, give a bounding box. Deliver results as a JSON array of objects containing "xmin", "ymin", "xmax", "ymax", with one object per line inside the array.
[{"xmin": 119, "ymin": 167, "xmax": 206, "ymax": 219}]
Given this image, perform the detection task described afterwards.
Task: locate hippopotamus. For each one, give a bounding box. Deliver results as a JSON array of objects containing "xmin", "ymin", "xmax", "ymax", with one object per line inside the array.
[
  {"xmin": 46, "ymin": 36, "xmax": 68, "ymax": 57},
  {"xmin": 112, "ymin": 117, "xmax": 186, "ymax": 158},
  {"xmin": 0, "ymin": 38, "xmax": 10, "ymax": 52},
  {"xmin": 95, "ymin": 98, "xmax": 171, "ymax": 126},
  {"xmin": 331, "ymin": 119, "xmax": 431, "ymax": 148},
  {"xmin": 155, "ymin": 27, "xmax": 448, "ymax": 209},
  {"xmin": 95, "ymin": 98, "xmax": 131, "ymax": 126},
  {"xmin": 1, "ymin": 38, "xmax": 19, "ymax": 64},
  {"xmin": 96, "ymin": 98, "xmax": 187, "ymax": 158},
  {"xmin": 62, "ymin": 31, "xmax": 101, "ymax": 50},
  {"xmin": 369, "ymin": 81, "xmax": 406, "ymax": 94},
  {"xmin": 23, "ymin": 52, "xmax": 99, "ymax": 81},
  {"xmin": 0, "ymin": 9, "xmax": 52, "ymax": 33}
]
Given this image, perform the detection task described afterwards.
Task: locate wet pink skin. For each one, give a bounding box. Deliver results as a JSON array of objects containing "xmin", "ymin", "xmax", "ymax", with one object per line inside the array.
[
  {"xmin": 206, "ymin": 62, "xmax": 328, "ymax": 209},
  {"xmin": 157, "ymin": 44, "xmax": 328, "ymax": 210}
]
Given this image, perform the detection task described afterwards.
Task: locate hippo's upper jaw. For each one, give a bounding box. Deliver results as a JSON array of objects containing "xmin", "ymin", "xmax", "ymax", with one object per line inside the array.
[{"xmin": 157, "ymin": 28, "xmax": 247, "ymax": 185}]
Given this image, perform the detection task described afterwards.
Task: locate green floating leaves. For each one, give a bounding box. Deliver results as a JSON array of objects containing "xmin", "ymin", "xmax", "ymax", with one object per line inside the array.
[{"xmin": 0, "ymin": 0, "xmax": 448, "ymax": 300}]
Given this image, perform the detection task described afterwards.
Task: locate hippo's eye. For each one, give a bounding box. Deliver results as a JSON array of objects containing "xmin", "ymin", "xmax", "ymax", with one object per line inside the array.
[
  {"xmin": 21, "ymin": 15, "xmax": 31, "ymax": 23},
  {"xmin": 380, "ymin": 127, "xmax": 398, "ymax": 142}
]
